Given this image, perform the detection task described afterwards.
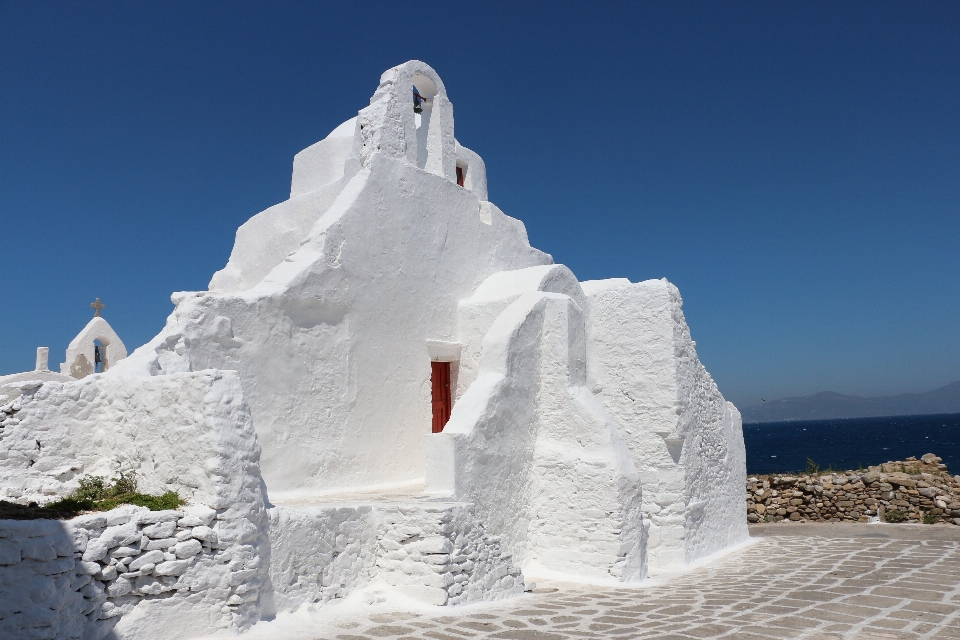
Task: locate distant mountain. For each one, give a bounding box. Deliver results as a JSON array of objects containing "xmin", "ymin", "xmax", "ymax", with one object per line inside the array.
[{"xmin": 741, "ymin": 382, "xmax": 960, "ymax": 424}]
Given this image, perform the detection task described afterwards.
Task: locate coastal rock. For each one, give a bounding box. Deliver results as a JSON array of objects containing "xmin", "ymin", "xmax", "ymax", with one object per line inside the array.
[{"xmin": 884, "ymin": 473, "xmax": 917, "ymax": 488}]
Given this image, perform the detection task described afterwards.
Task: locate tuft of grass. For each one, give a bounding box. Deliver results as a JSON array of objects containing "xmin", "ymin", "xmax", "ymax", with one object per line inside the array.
[
  {"xmin": 922, "ymin": 512, "xmax": 938, "ymax": 525},
  {"xmin": 122, "ymin": 492, "xmax": 184, "ymax": 511},
  {"xmin": 805, "ymin": 458, "xmax": 820, "ymax": 474},
  {"xmin": 43, "ymin": 472, "xmax": 184, "ymax": 516}
]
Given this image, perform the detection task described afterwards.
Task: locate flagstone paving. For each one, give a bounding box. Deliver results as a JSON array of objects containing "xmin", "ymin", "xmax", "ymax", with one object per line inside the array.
[{"xmin": 263, "ymin": 523, "xmax": 960, "ymax": 639}]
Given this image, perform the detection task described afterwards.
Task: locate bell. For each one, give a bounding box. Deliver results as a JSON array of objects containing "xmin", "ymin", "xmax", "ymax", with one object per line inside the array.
[{"xmin": 413, "ymin": 85, "xmax": 424, "ymax": 114}]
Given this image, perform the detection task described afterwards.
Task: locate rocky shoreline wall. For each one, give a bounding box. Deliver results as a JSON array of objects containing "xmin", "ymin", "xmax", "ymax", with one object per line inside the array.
[{"xmin": 746, "ymin": 453, "xmax": 960, "ymax": 525}]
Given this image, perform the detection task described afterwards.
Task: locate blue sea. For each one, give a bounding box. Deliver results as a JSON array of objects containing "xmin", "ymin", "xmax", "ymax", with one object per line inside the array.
[{"xmin": 743, "ymin": 413, "xmax": 960, "ymax": 476}]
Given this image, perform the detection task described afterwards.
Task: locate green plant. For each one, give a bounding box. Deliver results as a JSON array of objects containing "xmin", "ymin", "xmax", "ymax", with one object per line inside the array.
[
  {"xmin": 74, "ymin": 475, "xmax": 108, "ymax": 502},
  {"xmin": 885, "ymin": 509, "xmax": 907, "ymax": 523},
  {"xmin": 805, "ymin": 457, "xmax": 820, "ymax": 474},
  {"xmin": 111, "ymin": 471, "xmax": 138, "ymax": 496},
  {"xmin": 922, "ymin": 512, "xmax": 938, "ymax": 525},
  {"xmin": 44, "ymin": 473, "xmax": 183, "ymax": 514}
]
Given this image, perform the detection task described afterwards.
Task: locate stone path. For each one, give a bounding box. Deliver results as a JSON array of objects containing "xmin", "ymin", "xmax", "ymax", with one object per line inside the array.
[{"xmin": 231, "ymin": 523, "xmax": 960, "ymax": 640}]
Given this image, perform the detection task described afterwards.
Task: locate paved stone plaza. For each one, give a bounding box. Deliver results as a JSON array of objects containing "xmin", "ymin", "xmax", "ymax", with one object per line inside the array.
[{"xmin": 232, "ymin": 523, "xmax": 960, "ymax": 640}]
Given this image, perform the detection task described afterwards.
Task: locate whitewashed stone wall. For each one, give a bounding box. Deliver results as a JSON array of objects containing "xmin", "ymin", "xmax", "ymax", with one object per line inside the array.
[
  {"xmin": 0, "ymin": 394, "xmax": 23, "ymax": 433},
  {"xmin": 0, "ymin": 371, "xmax": 261, "ymax": 509},
  {"xmin": 264, "ymin": 502, "xmax": 523, "ymax": 611},
  {"xmin": 583, "ymin": 278, "xmax": 748, "ymax": 569},
  {"xmin": 428, "ymin": 290, "xmax": 646, "ymax": 584},
  {"xmin": 264, "ymin": 505, "xmax": 379, "ymax": 614},
  {"xmin": 0, "ymin": 517, "xmax": 104, "ymax": 640},
  {"xmin": 375, "ymin": 503, "xmax": 524, "ymax": 606},
  {"xmin": 0, "ymin": 372, "xmax": 268, "ymax": 638},
  {"xmin": 0, "ymin": 504, "xmax": 263, "ymax": 640}
]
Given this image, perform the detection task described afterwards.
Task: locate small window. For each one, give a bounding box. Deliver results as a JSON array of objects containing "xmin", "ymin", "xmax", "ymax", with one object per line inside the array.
[{"xmin": 456, "ymin": 166, "xmax": 465, "ymax": 187}]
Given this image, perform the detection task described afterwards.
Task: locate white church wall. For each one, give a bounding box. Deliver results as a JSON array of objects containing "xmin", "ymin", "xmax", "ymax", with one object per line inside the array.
[
  {"xmin": 524, "ymin": 294, "xmax": 645, "ymax": 582},
  {"xmin": 582, "ymin": 278, "xmax": 748, "ymax": 569},
  {"xmin": 428, "ymin": 291, "xmax": 646, "ymax": 583},
  {"xmin": 454, "ymin": 142, "xmax": 488, "ymax": 201},
  {"xmin": 426, "ymin": 292, "xmax": 545, "ymax": 559},
  {"xmin": 289, "ymin": 117, "xmax": 357, "ymax": 198},
  {"xmin": 208, "ymin": 174, "xmax": 354, "ymax": 294},
  {"xmin": 455, "ymin": 264, "xmax": 584, "ymax": 401},
  {"xmin": 262, "ymin": 500, "xmax": 524, "ymax": 611},
  {"xmin": 375, "ymin": 503, "xmax": 524, "ymax": 606},
  {"xmin": 114, "ymin": 62, "xmax": 552, "ymax": 496}
]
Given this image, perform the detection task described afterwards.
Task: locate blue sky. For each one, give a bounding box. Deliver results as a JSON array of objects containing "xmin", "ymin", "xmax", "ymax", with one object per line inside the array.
[{"xmin": 2, "ymin": 1, "xmax": 958, "ymax": 410}]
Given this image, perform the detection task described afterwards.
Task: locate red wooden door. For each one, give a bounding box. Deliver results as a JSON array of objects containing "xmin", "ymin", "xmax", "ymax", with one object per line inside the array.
[{"xmin": 431, "ymin": 361, "xmax": 452, "ymax": 433}]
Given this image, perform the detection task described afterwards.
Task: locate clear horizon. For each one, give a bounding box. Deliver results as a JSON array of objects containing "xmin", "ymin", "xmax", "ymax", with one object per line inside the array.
[{"xmin": 2, "ymin": 2, "xmax": 958, "ymax": 410}]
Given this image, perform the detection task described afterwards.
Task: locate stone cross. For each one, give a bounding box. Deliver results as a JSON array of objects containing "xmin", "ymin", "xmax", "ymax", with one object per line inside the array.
[{"xmin": 90, "ymin": 298, "xmax": 105, "ymax": 317}]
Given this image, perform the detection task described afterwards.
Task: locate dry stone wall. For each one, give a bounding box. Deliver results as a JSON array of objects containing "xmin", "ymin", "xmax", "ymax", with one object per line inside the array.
[{"xmin": 746, "ymin": 453, "xmax": 960, "ymax": 525}]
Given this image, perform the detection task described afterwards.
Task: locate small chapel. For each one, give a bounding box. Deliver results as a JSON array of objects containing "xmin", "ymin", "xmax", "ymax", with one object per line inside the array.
[
  {"xmin": 0, "ymin": 298, "xmax": 127, "ymax": 402},
  {"xmin": 59, "ymin": 298, "xmax": 127, "ymax": 379}
]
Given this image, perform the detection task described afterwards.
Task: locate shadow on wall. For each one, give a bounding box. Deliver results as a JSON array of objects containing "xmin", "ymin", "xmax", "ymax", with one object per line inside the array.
[{"xmin": 0, "ymin": 517, "xmax": 121, "ymax": 639}]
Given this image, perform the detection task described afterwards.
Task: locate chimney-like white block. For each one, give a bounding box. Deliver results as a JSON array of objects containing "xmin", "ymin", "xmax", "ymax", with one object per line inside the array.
[{"xmin": 35, "ymin": 347, "xmax": 49, "ymax": 371}]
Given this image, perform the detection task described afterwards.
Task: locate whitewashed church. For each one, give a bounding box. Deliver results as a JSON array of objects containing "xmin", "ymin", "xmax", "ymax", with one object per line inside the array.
[{"xmin": 0, "ymin": 62, "xmax": 747, "ymax": 639}]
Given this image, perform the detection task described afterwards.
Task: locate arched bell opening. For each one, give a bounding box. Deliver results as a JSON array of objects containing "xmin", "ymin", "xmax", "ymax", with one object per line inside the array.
[
  {"xmin": 92, "ymin": 335, "xmax": 114, "ymax": 373},
  {"xmin": 93, "ymin": 339, "xmax": 105, "ymax": 373},
  {"xmin": 411, "ymin": 73, "xmax": 440, "ymax": 171}
]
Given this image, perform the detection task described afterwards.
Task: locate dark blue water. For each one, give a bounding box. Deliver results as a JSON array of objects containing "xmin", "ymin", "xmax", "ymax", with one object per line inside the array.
[{"xmin": 743, "ymin": 413, "xmax": 960, "ymax": 476}]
